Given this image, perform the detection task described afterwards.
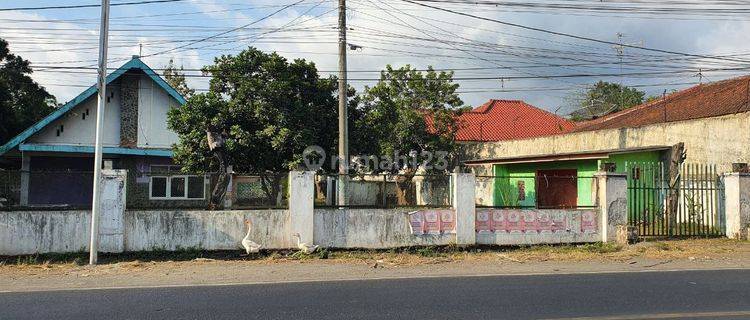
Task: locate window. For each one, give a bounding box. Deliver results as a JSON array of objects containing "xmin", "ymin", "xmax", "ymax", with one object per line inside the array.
[{"xmin": 149, "ymin": 165, "xmax": 206, "ymax": 200}]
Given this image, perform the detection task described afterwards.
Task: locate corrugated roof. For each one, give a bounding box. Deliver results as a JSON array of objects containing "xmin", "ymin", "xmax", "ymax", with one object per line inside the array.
[
  {"xmin": 572, "ymin": 75, "xmax": 750, "ymax": 132},
  {"xmin": 454, "ymin": 99, "xmax": 575, "ymax": 142}
]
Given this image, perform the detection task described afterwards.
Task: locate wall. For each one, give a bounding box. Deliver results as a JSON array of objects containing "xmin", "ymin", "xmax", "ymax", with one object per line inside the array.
[
  {"xmin": 28, "ymin": 81, "xmax": 122, "ymax": 147},
  {"xmin": 724, "ymin": 173, "xmax": 750, "ymax": 240},
  {"xmin": 136, "ymin": 75, "xmax": 180, "ymax": 149},
  {"xmin": 0, "ymin": 210, "xmax": 91, "ymax": 255},
  {"xmin": 125, "ymin": 210, "xmax": 291, "ymax": 251},
  {"xmin": 314, "ymin": 209, "xmax": 454, "ymax": 248},
  {"xmin": 0, "ymin": 172, "xmax": 630, "ymax": 255},
  {"xmin": 475, "ymin": 209, "xmax": 600, "ymax": 245},
  {"xmin": 493, "ymin": 160, "xmax": 599, "ymax": 207},
  {"xmin": 463, "ymin": 112, "xmax": 750, "ymax": 173},
  {"xmin": 122, "ymin": 157, "xmax": 210, "ymax": 209}
]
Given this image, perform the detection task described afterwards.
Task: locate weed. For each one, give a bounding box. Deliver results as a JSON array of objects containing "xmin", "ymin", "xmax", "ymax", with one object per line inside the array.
[
  {"xmin": 581, "ymin": 242, "xmax": 623, "ymax": 254},
  {"xmin": 416, "ymin": 246, "xmax": 444, "ymax": 257}
]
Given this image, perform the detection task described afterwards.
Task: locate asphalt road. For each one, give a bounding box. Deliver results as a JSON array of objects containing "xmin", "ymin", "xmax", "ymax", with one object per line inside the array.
[{"xmin": 2, "ymin": 269, "xmax": 750, "ymax": 320}]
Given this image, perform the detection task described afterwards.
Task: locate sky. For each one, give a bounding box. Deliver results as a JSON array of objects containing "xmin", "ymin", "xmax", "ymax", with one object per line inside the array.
[{"xmin": 2, "ymin": 0, "xmax": 750, "ymax": 116}]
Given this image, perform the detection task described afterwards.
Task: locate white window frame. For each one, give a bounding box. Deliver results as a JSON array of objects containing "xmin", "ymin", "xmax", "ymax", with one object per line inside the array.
[{"xmin": 148, "ymin": 166, "xmax": 207, "ymax": 200}]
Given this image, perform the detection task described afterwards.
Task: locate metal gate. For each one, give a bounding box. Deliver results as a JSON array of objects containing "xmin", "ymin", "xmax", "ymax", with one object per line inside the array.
[{"xmin": 626, "ymin": 162, "xmax": 724, "ymax": 238}]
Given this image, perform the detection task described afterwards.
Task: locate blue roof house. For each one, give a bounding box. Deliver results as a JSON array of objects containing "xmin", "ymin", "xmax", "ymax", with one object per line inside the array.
[{"xmin": 0, "ymin": 56, "xmax": 208, "ymax": 208}]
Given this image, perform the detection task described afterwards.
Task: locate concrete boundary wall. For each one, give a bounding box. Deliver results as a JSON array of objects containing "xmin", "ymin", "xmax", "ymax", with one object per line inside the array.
[
  {"xmin": 0, "ymin": 171, "xmax": 633, "ymax": 255},
  {"xmin": 314, "ymin": 208, "xmax": 454, "ymax": 248},
  {"xmin": 723, "ymin": 173, "xmax": 750, "ymax": 240}
]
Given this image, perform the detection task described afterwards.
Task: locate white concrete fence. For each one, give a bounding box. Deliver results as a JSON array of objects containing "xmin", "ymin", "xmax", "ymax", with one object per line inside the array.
[{"xmin": 2, "ymin": 170, "xmax": 748, "ymax": 256}]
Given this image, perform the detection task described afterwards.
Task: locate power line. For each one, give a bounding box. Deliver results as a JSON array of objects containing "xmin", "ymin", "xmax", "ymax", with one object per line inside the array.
[
  {"xmin": 0, "ymin": 0, "xmax": 188, "ymax": 12},
  {"xmin": 141, "ymin": 0, "xmax": 309, "ymax": 58},
  {"xmin": 401, "ymin": 0, "xmax": 750, "ymax": 64}
]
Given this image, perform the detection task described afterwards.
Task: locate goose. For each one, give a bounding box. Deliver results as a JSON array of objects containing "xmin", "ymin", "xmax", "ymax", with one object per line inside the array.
[
  {"xmin": 242, "ymin": 219, "xmax": 261, "ymax": 255},
  {"xmin": 292, "ymin": 233, "xmax": 319, "ymax": 254}
]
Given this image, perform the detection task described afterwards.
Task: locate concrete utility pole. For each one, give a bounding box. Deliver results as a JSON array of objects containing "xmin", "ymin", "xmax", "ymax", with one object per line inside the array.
[
  {"xmin": 89, "ymin": 0, "xmax": 111, "ymax": 265},
  {"xmin": 337, "ymin": 0, "xmax": 348, "ymax": 205}
]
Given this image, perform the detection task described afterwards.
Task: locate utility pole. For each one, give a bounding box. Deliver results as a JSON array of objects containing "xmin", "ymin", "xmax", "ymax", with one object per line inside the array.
[
  {"xmin": 337, "ymin": 0, "xmax": 348, "ymax": 206},
  {"xmin": 612, "ymin": 33, "xmax": 643, "ymax": 112},
  {"xmin": 89, "ymin": 0, "xmax": 110, "ymax": 265}
]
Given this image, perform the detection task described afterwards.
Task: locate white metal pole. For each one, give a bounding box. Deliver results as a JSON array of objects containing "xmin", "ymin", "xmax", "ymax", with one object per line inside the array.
[{"xmin": 89, "ymin": 0, "xmax": 110, "ymax": 265}]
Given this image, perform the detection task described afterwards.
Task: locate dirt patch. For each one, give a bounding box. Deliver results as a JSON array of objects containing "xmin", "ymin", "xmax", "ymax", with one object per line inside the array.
[{"xmin": 1, "ymin": 239, "xmax": 748, "ymax": 292}]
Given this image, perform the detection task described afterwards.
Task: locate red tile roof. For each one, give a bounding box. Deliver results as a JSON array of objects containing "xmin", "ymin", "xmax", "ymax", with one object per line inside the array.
[
  {"xmin": 572, "ymin": 75, "xmax": 750, "ymax": 132},
  {"xmin": 453, "ymin": 99, "xmax": 575, "ymax": 142}
]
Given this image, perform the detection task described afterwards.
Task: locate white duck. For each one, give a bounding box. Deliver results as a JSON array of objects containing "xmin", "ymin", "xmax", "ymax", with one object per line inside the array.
[
  {"xmin": 242, "ymin": 219, "xmax": 261, "ymax": 255},
  {"xmin": 293, "ymin": 233, "xmax": 319, "ymax": 254}
]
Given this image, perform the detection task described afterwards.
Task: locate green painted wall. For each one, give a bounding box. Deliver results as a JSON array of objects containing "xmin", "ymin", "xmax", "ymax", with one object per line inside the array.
[
  {"xmin": 493, "ymin": 160, "xmax": 598, "ymax": 207},
  {"xmin": 491, "ymin": 150, "xmax": 664, "ymax": 208},
  {"xmin": 603, "ymin": 151, "xmax": 662, "ymax": 174}
]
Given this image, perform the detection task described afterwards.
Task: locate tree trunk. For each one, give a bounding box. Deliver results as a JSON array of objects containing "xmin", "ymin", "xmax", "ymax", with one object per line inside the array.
[
  {"xmin": 666, "ymin": 142, "xmax": 685, "ymax": 235},
  {"xmin": 209, "ymin": 151, "xmax": 230, "ymax": 210}
]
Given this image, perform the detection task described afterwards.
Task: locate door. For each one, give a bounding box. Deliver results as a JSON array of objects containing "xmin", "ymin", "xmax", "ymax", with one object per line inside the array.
[{"xmin": 536, "ymin": 169, "xmax": 577, "ymax": 209}]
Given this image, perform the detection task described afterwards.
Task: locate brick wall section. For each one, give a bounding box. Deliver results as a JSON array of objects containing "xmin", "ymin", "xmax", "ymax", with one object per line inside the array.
[{"xmin": 120, "ymin": 74, "xmax": 139, "ymax": 148}]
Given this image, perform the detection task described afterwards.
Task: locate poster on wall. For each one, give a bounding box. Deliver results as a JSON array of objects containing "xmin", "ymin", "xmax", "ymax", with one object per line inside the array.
[
  {"xmin": 474, "ymin": 209, "xmax": 595, "ymax": 235},
  {"xmin": 408, "ymin": 210, "xmax": 456, "ymax": 235}
]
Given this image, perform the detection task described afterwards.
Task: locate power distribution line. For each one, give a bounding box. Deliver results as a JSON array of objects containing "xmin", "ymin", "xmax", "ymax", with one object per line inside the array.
[
  {"xmin": 401, "ymin": 0, "xmax": 750, "ymax": 64},
  {"xmin": 0, "ymin": 0, "xmax": 188, "ymax": 12}
]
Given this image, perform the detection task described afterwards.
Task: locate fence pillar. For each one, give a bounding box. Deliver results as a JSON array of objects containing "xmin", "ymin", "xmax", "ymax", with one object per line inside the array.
[
  {"xmin": 595, "ymin": 171, "xmax": 628, "ymax": 244},
  {"xmin": 98, "ymin": 169, "xmax": 126, "ymax": 253},
  {"xmin": 289, "ymin": 171, "xmax": 315, "ymax": 246},
  {"xmin": 19, "ymin": 153, "xmax": 30, "ymax": 206},
  {"xmin": 452, "ymin": 172, "xmax": 476, "ymax": 246},
  {"xmin": 723, "ymin": 172, "xmax": 750, "ymax": 240}
]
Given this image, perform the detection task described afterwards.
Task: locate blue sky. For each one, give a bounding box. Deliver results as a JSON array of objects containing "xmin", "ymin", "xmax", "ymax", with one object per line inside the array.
[{"xmin": 1, "ymin": 0, "xmax": 749, "ymax": 115}]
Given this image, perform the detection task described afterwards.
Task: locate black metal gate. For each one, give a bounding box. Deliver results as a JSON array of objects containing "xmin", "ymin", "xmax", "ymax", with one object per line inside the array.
[{"xmin": 626, "ymin": 162, "xmax": 724, "ymax": 238}]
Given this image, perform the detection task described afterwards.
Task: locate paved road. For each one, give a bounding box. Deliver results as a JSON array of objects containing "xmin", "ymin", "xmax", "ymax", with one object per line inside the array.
[{"xmin": 2, "ymin": 269, "xmax": 749, "ymax": 319}]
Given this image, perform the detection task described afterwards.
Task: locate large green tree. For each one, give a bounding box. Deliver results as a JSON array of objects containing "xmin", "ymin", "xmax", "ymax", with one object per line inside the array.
[
  {"xmin": 0, "ymin": 38, "xmax": 56, "ymax": 145},
  {"xmin": 567, "ymin": 81, "xmax": 645, "ymax": 121},
  {"xmin": 162, "ymin": 58, "xmax": 194, "ymax": 99},
  {"xmin": 353, "ymin": 65, "xmax": 463, "ymax": 173},
  {"xmin": 167, "ymin": 47, "xmax": 349, "ymax": 207}
]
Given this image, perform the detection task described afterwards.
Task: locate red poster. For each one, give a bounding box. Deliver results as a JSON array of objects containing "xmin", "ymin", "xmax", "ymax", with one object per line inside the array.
[
  {"xmin": 522, "ymin": 211, "xmax": 538, "ymax": 233},
  {"xmin": 537, "ymin": 211, "xmax": 553, "ymax": 233},
  {"xmin": 551, "ymin": 212, "xmax": 568, "ymax": 233},
  {"xmin": 581, "ymin": 211, "xmax": 597, "ymax": 233},
  {"xmin": 491, "ymin": 210, "xmax": 506, "ymax": 233},
  {"xmin": 475, "ymin": 210, "xmax": 492, "ymax": 233},
  {"xmin": 505, "ymin": 210, "xmax": 524, "ymax": 233},
  {"xmin": 438, "ymin": 210, "xmax": 455, "ymax": 234}
]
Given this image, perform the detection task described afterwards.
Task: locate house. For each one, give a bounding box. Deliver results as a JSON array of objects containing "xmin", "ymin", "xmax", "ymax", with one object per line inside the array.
[
  {"xmin": 0, "ymin": 56, "xmax": 207, "ymax": 208},
  {"xmin": 464, "ymin": 74, "xmax": 750, "ymax": 209}
]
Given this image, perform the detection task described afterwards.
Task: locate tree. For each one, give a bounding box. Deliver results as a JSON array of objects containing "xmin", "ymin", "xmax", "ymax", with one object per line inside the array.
[
  {"xmin": 167, "ymin": 48, "xmax": 345, "ymax": 208},
  {"xmin": 353, "ymin": 65, "xmax": 463, "ymax": 173},
  {"xmin": 567, "ymin": 81, "xmax": 645, "ymax": 121},
  {"xmin": 0, "ymin": 38, "xmax": 56, "ymax": 145},
  {"xmin": 162, "ymin": 58, "xmax": 194, "ymax": 98}
]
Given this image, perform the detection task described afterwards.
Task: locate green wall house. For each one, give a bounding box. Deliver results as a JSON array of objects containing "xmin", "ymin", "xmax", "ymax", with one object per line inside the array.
[{"xmin": 468, "ymin": 146, "xmax": 670, "ymax": 209}]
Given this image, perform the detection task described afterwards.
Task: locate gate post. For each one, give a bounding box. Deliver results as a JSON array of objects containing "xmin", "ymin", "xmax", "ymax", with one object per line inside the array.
[
  {"xmin": 595, "ymin": 172, "xmax": 628, "ymax": 244},
  {"xmin": 722, "ymin": 172, "xmax": 750, "ymax": 240},
  {"xmin": 453, "ymin": 172, "xmax": 476, "ymax": 246},
  {"xmin": 289, "ymin": 171, "xmax": 315, "ymax": 246},
  {"xmin": 98, "ymin": 169, "xmax": 126, "ymax": 253}
]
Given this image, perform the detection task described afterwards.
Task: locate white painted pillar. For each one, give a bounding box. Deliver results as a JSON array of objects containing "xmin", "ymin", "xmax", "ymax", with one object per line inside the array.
[
  {"xmin": 595, "ymin": 172, "xmax": 628, "ymax": 243},
  {"xmin": 452, "ymin": 172, "xmax": 476, "ymax": 246},
  {"xmin": 723, "ymin": 173, "xmax": 750, "ymax": 240},
  {"xmin": 289, "ymin": 171, "xmax": 315, "ymax": 246},
  {"xmin": 19, "ymin": 153, "xmax": 30, "ymax": 206},
  {"xmin": 98, "ymin": 169, "xmax": 126, "ymax": 253}
]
